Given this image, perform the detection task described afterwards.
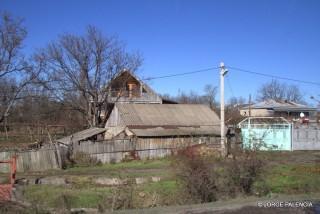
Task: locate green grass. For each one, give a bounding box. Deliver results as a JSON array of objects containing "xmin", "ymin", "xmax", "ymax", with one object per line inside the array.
[
  {"xmin": 142, "ymin": 180, "xmax": 178, "ymax": 194},
  {"xmin": 264, "ymin": 164, "xmax": 320, "ymax": 194},
  {"xmin": 23, "ymin": 179, "xmax": 179, "ymax": 209},
  {"xmin": 21, "ymin": 153, "xmax": 320, "ymax": 210},
  {"xmin": 23, "ymin": 185, "xmax": 112, "ymax": 208},
  {"xmin": 67, "ymin": 158, "xmax": 171, "ymax": 172}
]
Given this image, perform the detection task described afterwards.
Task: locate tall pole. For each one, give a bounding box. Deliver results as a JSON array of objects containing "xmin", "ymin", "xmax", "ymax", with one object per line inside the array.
[{"xmin": 220, "ymin": 62, "xmax": 227, "ymax": 155}]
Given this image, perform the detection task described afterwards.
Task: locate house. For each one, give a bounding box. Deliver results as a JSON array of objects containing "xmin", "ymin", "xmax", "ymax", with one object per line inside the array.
[
  {"xmin": 103, "ymin": 70, "xmax": 222, "ymax": 140},
  {"xmin": 55, "ymin": 70, "xmax": 223, "ymax": 163},
  {"xmin": 106, "ymin": 70, "xmax": 162, "ymax": 104},
  {"xmin": 104, "ymin": 103, "xmax": 222, "ymax": 150},
  {"xmin": 99, "ymin": 70, "xmax": 176, "ymax": 121},
  {"xmin": 240, "ymin": 99, "xmax": 317, "ymax": 121}
]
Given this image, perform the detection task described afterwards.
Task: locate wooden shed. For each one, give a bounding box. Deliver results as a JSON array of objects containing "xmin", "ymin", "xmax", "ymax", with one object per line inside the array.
[{"xmin": 105, "ymin": 103, "xmax": 222, "ymax": 152}]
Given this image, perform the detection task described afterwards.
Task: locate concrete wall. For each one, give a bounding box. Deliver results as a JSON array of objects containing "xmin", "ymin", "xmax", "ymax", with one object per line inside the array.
[{"xmin": 292, "ymin": 123, "xmax": 320, "ymax": 150}]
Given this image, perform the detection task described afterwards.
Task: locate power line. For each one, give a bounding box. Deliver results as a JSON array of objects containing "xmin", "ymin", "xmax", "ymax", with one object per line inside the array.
[
  {"xmin": 225, "ymin": 75, "xmax": 235, "ymax": 98},
  {"xmin": 142, "ymin": 67, "xmax": 220, "ymax": 81},
  {"xmin": 0, "ymin": 67, "xmax": 220, "ymax": 95},
  {"xmin": 227, "ymin": 66, "xmax": 320, "ymax": 87}
]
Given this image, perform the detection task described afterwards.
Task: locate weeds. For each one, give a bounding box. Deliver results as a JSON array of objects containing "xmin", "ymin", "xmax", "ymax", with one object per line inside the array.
[
  {"xmin": 71, "ymin": 152, "xmax": 102, "ymax": 167},
  {"xmin": 173, "ymin": 147, "xmax": 266, "ymax": 203}
]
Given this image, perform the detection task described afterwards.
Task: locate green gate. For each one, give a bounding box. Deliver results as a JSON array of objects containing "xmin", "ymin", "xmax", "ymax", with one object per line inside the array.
[{"xmin": 238, "ymin": 117, "xmax": 292, "ymax": 151}]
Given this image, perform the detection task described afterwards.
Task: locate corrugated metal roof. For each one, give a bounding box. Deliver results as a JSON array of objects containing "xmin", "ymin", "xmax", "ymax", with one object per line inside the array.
[
  {"xmin": 242, "ymin": 99, "xmax": 317, "ymax": 111},
  {"xmin": 131, "ymin": 126, "xmax": 220, "ymax": 137},
  {"xmin": 56, "ymin": 127, "xmax": 106, "ymax": 145},
  {"xmin": 114, "ymin": 103, "xmax": 221, "ymax": 136}
]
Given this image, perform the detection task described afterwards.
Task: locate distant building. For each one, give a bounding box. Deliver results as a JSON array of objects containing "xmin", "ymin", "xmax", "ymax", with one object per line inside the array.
[{"xmin": 240, "ymin": 99, "xmax": 317, "ymax": 121}]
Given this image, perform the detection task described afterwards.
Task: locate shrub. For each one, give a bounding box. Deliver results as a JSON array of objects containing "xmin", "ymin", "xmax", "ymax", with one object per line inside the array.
[
  {"xmin": 53, "ymin": 192, "xmax": 73, "ymax": 211},
  {"xmin": 71, "ymin": 152, "xmax": 102, "ymax": 167},
  {"xmin": 173, "ymin": 155, "xmax": 218, "ymax": 203},
  {"xmin": 173, "ymin": 147, "xmax": 266, "ymax": 203},
  {"xmin": 99, "ymin": 177, "xmax": 136, "ymax": 211}
]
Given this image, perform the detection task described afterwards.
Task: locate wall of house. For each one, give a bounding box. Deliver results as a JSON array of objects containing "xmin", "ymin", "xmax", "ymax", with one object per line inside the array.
[
  {"xmin": 105, "ymin": 105, "xmax": 121, "ymax": 127},
  {"xmin": 107, "ymin": 72, "xmax": 162, "ymax": 104},
  {"xmin": 240, "ymin": 109, "xmax": 274, "ymax": 117}
]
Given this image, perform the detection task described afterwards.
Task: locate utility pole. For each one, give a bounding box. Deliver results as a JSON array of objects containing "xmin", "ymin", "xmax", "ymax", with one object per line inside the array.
[{"xmin": 220, "ymin": 62, "xmax": 228, "ymax": 156}]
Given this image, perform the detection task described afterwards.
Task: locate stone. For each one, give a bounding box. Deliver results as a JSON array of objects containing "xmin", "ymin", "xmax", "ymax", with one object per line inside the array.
[
  {"xmin": 138, "ymin": 192, "xmax": 146, "ymax": 198},
  {"xmin": 94, "ymin": 177, "xmax": 124, "ymax": 186},
  {"xmin": 135, "ymin": 177, "xmax": 147, "ymax": 185},
  {"xmin": 151, "ymin": 176, "xmax": 161, "ymax": 182},
  {"xmin": 37, "ymin": 177, "xmax": 66, "ymax": 185}
]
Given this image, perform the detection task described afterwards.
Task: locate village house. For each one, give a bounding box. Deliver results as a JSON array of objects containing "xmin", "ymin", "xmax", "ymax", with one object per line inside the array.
[
  {"xmin": 239, "ymin": 99, "xmax": 317, "ymax": 122},
  {"xmin": 238, "ymin": 99, "xmax": 320, "ymax": 151},
  {"xmin": 56, "ymin": 70, "xmax": 222, "ymax": 163},
  {"xmin": 104, "ymin": 103, "xmax": 221, "ymax": 146},
  {"xmin": 99, "ymin": 70, "xmax": 178, "ymax": 121},
  {"xmin": 103, "ymin": 71, "xmax": 222, "ymax": 150},
  {"xmin": 106, "ymin": 70, "xmax": 163, "ymax": 104}
]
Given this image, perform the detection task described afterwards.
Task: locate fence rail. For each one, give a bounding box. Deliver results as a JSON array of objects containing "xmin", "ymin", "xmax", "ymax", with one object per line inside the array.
[
  {"xmin": 74, "ymin": 136, "xmax": 220, "ymax": 163},
  {"xmin": 0, "ymin": 147, "xmax": 61, "ymax": 173},
  {"xmin": 0, "ymin": 136, "xmax": 220, "ymax": 172}
]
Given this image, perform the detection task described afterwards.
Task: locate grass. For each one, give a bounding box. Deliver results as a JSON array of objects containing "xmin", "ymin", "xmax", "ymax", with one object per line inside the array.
[
  {"xmin": 142, "ymin": 180, "xmax": 178, "ymax": 195},
  {"xmin": 20, "ymin": 152, "xmax": 320, "ymax": 210},
  {"xmin": 264, "ymin": 164, "xmax": 320, "ymax": 194},
  {"xmin": 23, "ymin": 185, "xmax": 112, "ymax": 208},
  {"xmin": 22, "ymin": 158, "xmax": 177, "ymax": 209},
  {"xmin": 23, "ymin": 179, "xmax": 179, "ymax": 209},
  {"xmin": 67, "ymin": 158, "xmax": 171, "ymax": 172}
]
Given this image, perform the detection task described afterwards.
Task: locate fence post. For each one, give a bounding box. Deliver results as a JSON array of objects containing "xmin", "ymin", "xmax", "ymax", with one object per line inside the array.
[{"xmin": 54, "ymin": 143, "xmax": 62, "ymax": 169}]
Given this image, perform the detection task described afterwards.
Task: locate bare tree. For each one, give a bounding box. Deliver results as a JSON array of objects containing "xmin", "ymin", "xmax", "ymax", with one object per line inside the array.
[
  {"xmin": 228, "ymin": 96, "xmax": 246, "ymax": 107},
  {"xmin": 257, "ymin": 80, "xmax": 286, "ymax": 101},
  {"xmin": 203, "ymin": 84, "xmax": 218, "ymax": 109},
  {"xmin": 285, "ymin": 85, "xmax": 303, "ymax": 103},
  {"xmin": 0, "ymin": 13, "xmax": 41, "ymax": 125},
  {"xmin": 0, "ymin": 13, "xmax": 27, "ymax": 78},
  {"xmin": 164, "ymin": 85, "xmax": 218, "ymax": 110},
  {"xmin": 38, "ymin": 26, "xmax": 142, "ymax": 127},
  {"xmin": 225, "ymin": 96, "xmax": 246, "ymax": 125},
  {"xmin": 257, "ymin": 80, "xmax": 304, "ymax": 103}
]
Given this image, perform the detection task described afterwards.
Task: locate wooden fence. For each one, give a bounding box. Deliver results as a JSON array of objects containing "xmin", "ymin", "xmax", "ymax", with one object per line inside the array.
[
  {"xmin": 0, "ymin": 147, "xmax": 61, "ymax": 173},
  {"xmin": 0, "ymin": 136, "xmax": 220, "ymax": 172},
  {"xmin": 73, "ymin": 136, "xmax": 220, "ymax": 163}
]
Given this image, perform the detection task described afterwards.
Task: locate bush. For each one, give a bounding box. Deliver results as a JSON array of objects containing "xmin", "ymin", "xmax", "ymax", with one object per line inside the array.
[
  {"xmin": 173, "ymin": 155, "xmax": 218, "ymax": 203},
  {"xmin": 53, "ymin": 193, "xmax": 73, "ymax": 212},
  {"xmin": 173, "ymin": 148, "xmax": 266, "ymax": 203},
  {"xmin": 99, "ymin": 178, "xmax": 136, "ymax": 211},
  {"xmin": 71, "ymin": 152, "xmax": 102, "ymax": 167}
]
